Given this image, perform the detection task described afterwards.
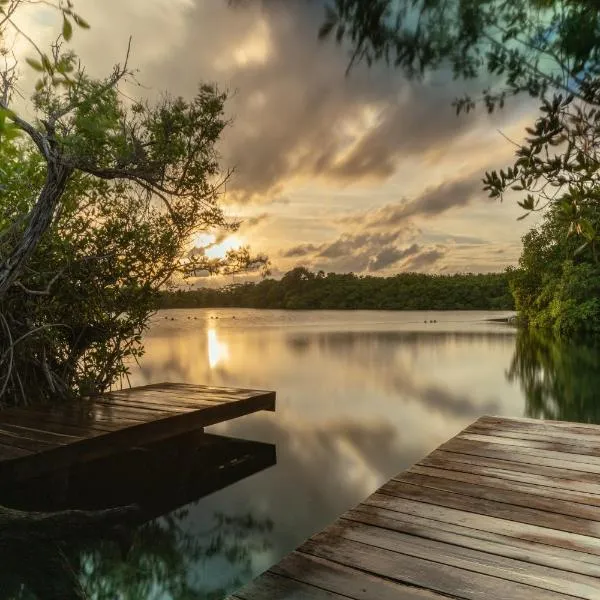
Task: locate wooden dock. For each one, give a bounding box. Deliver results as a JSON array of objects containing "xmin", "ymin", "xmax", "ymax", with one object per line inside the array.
[
  {"xmin": 0, "ymin": 382, "xmax": 275, "ymax": 483},
  {"xmin": 229, "ymin": 415, "xmax": 600, "ymax": 600}
]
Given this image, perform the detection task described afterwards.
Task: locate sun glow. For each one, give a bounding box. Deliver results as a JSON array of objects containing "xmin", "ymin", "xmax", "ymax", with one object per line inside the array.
[
  {"xmin": 191, "ymin": 233, "xmax": 245, "ymax": 260},
  {"xmin": 207, "ymin": 328, "xmax": 229, "ymax": 369},
  {"xmin": 204, "ymin": 235, "xmax": 245, "ymax": 259}
]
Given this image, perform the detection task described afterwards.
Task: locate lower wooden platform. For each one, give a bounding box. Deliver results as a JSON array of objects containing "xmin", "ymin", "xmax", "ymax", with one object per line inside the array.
[
  {"xmin": 0, "ymin": 382, "xmax": 275, "ymax": 482},
  {"xmin": 229, "ymin": 415, "xmax": 600, "ymax": 599},
  {"xmin": 0, "ymin": 430, "xmax": 276, "ymax": 517}
]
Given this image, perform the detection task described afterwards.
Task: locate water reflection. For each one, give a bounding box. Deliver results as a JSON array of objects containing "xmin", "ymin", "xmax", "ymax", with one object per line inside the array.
[
  {"xmin": 8, "ymin": 310, "xmax": 596, "ymax": 600},
  {"xmin": 78, "ymin": 509, "xmax": 274, "ymax": 600},
  {"xmin": 508, "ymin": 330, "xmax": 600, "ymax": 424},
  {"xmin": 0, "ymin": 430, "xmax": 276, "ymax": 600},
  {"xmin": 121, "ymin": 309, "xmax": 525, "ymax": 595},
  {"xmin": 13, "ymin": 309, "xmax": 600, "ymax": 600},
  {"xmin": 208, "ymin": 328, "xmax": 229, "ymax": 369}
]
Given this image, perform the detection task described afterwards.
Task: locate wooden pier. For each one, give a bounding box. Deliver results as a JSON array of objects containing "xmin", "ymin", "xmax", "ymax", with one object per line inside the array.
[
  {"xmin": 229, "ymin": 415, "xmax": 600, "ymax": 600},
  {"xmin": 0, "ymin": 382, "xmax": 275, "ymax": 483}
]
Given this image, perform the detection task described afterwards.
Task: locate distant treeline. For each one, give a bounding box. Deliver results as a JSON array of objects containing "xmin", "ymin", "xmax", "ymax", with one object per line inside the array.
[{"xmin": 159, "ymin": 267, "xmax": 514, "ymax": 311}]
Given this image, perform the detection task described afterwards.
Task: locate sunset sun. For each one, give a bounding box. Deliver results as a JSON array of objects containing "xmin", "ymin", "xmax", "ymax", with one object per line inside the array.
[{"xmin": 193, "ymin": 234, "xmax": 245, "ymax": 259}]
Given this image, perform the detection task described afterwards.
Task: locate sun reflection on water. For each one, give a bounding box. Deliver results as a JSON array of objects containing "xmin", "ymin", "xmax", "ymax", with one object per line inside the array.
[{"xmin": 207, "ymin": 328, "xmax": 229, "ymax": 369}]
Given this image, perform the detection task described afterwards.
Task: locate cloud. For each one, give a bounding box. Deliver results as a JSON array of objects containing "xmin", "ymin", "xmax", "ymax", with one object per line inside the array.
[
  {"xmin": 402, "ymin": 178, "xmax": 483, "ymax": 219},
  {"xmin": 60, "ymin": 0, "xmax": 531, "ymax": 278},
  {"xmin": 239, "ymin": 212, "xmax": 270, "ymax": 229},
  {"xmin": 368, "ymin": 243, "xmax": 420, "ymax": 271},
  {"xmin": 281, "ymin": 243, "xmax": 319, "ymax": 257},
  {"xmin": 402, "ymin": 248, "xmax": 445, "ymax": 271},
  {"xmin": 86, "ymin": 0, "xmax": 514, "ymax": 204},
  {"xmin": 279, "ymin": 228, "xmax": 444, "ymax": 274},
  {"xmin": 341, "ymin": 173, "xmax": 484, "ymax": 231},
  {"xmin": 318, "ymin": 231, "xmax": 399, "ymax": 259}
]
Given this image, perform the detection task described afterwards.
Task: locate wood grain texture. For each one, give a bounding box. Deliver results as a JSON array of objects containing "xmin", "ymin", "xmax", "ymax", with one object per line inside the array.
[
  {"xmin": 227, "ymin": 416, "xmax": 600, "ymax": 599},
  {"xmin": 0, "ymin": 382, "xmax": 276, "ymax": 481}
]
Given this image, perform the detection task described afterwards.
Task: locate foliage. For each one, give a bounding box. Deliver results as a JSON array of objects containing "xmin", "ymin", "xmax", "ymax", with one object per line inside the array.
[
  {"xmin": 320, "ymin": 1, "xmax": 600, "ymax": 337},
  {"xmin": 77, "ymin": 510, "xmax": 273, "ymax": 600},
  {"xmin": 492, "ymin": 95, "xmax": 600, "ymax": 336},
  {"xmin": 320, "ymin": 0, "xmax": 600, "ymax": 111},
  {"xmin": 0, "ymin": 3, "xmax": 266, "ymax": 404},
  {"xmin": 159, "ymin": 267, "xmax": 514, "ymax": 311},
  {"xmin": 484, "ymin": 94, "xmax": 600, "ymax": 250},
  {"xmin": 0, "ymin": 508, "xmax": 274, "ymax": 600},
  {"xmin": 508, "ymin": 329, "xmax": 600, "ymax": 423}
]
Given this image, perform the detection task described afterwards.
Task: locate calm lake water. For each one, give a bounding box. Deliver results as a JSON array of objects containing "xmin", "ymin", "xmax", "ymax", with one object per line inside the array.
[
  {"xmin": 7, "ymin": 309, "xmax": 600, "ymax": 599},
  {"xmin": 123, "ymin": 309, "xmax": 522, "ymax": 598}
]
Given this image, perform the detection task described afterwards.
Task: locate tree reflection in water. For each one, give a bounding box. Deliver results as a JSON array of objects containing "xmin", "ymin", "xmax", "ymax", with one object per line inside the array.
[
  {"xmin": 508, "ymin": 330, "xmax": 600, "ymax": 424},
  {"xmin": 78, "ymin": 509, "xmax": 273, "ymax": 600},
  {"xmin": 0, "ymin": 432, "xmax": 276, "ymax": 600}
]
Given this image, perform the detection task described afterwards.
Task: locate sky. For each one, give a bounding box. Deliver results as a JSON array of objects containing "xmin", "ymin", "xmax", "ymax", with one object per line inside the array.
[{"xmin": 25, "ymin": 0, "xmax": 540, "ymax": 282}]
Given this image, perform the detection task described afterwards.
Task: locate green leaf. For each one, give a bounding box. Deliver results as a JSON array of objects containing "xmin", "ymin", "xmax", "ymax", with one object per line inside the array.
[
  {"xmin": 25, "ymin": 57, "xmax": 44, "ymax": 72},
  {"xmin": 41, "ymin": 54, "xmax": 53, "ymax": 74},
  {"xmin": 579, "ymin": 219, "xmax": 595, "ymax": 241},
  {"xmin": 62, "ymin": 17, "xmax": 73, "ymax": 41},
  {"xmin": 72, "ymin": 13, "xmax": 90, "ymax": 29},
  {"xmin": 318, "ymin": 21, "xmax": 335, "ymax": 40}
]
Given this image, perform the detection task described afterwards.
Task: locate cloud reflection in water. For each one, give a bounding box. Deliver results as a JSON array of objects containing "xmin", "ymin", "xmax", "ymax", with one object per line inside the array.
[{"xmin": 124, "ymin": 308, "xmax": 523, "ymax": 595}]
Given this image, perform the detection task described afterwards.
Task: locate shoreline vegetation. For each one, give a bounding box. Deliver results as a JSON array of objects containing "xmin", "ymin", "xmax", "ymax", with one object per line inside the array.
[{"xmin": 159, "ymin": 267, "xmax": 514, "ymax": 311}]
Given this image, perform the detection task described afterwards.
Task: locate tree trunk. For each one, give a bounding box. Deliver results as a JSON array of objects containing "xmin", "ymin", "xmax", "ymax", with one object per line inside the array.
[{"xmin": 0, "ymin": 161, "xmax": 72, "ymax": 298}]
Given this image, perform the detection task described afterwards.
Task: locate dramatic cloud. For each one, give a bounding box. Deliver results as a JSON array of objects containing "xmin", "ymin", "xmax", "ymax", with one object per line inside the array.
[
  {"xmin": 368, "ymin": 243, "xmax": 420, "ymax": 271},
  {"xmin": 48, "ymin": 0, "xmax": 535, "ymax": 277},
  {"xmin": 318, "ymin": 231, "xmax": 399, "ymax": 259},
  {"xmin": 281, "ymin": 243, "xmax": 320, "ymax": 258},
  {"xmin": 65, "ymin": 0, "xmax": 516, "ymax": 203},
  {"xmin": 402, "ymin": 248, "xmax": 446, "ymax": 271},
  {"xmin": 341, "ymin": 173, "xmax": 485, "ymax": 230},
  {"xmin": 279, "ymin": 226, "xmax": 445, "ymax": 274}
]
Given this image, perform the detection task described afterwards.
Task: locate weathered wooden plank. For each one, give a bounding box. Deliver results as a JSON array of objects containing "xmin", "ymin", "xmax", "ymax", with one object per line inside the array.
[
  {"xmin": 228, "ymin": 416, "xmax": 600, "ymax": 600},
  {"xmin": 409, "ymin": 464, "xmax": 600, "ymax": 507},
  {"xmin": 448, "ymin": 436, "xmax": 600, "ymax": 467},
  {"xmin": 0, "ymin": 428, "xmax": 56, "ymax": 453},
  {"xmin": 0, "ymin": 382, "xmax": 276, "ymax": 481},
  {"xmin": 395, "ymin": 471, "xmax": 600, "ymax": 521},
  {"xmin": 467, "ymin": 423, "xmax": 600, "ymax": 447},
  {"xmin": 117, "ymin": 386, "xmax": 277, "ymax": 411},
  {"xmin": 420, "ymin": 452, "xmax": 600, "ymax": 496},
  {"xmin": 1, "ymin": 405, "xmax": 143, "ymax": 429},
  {"xmin": 330, "ymin": 519, "xmax": 600, "ymax": 598},
  {"xmin": 459, "ymin": 432, "xmax": 600, "ymax": 459},
  {"xmin": 0, "ymin": 422, "xmax": 82, "ymax": 445},
  {"xmin": 117, "ymin": 382, "xmax": 275, "ymax": 403},
  {"xmin": 0, "ymin": 409, "xmax": 117, "ymax": 436},
  {"xmin": 300, "ymin": 532, "xmax": 572, "ymax": 600},
  {"xmin": 233, "ymin": 571, "xmax": 350, "ymax": 600},
  {"xmin": 344, "ymin": 505, "xmax": 600, "ymax": 578},
  {"xmin": 88, "ymin": 396, "xmax": 191, "ymax": 415},
  {"xmin": 364, "ymin": 491, "xmax": 600, "ymax": 559},
  {"xmin": 479, "ymin": 416, "xmax": 600, "ymax": 435},
  {"xmin": 271, "ymin": 551, "xmax": 448, "ymax": 599},
  {"xmin": 380, "ymin": 480, "xmax": 600, "ymax": 539},
  {"xmin": 100, "ymin": 393, "xmax": 219, "ymax": 412},
  {"xmin": 107, "ymin": 388, "xmax": 231, "ymax": 405},
  {"xmin": 440, "ymin": 438, "xmax": 600, "ymax": 474}
]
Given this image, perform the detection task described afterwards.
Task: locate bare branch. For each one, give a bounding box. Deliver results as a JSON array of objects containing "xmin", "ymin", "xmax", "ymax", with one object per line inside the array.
[
  {"xmin": 13, "ymin": 268, "xmax": 64, "ymax": 295},
  {"xmin": 0, "ymin": 101, "xmax": 51, "ymax": 159}
]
